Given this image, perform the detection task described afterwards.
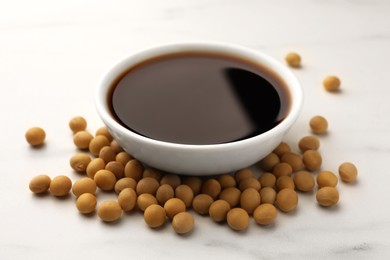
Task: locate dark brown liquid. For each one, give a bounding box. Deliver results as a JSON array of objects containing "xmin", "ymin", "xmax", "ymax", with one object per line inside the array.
[{"xmin": 109, "ymin": 52, "xmax": 290, "ymax": 145}]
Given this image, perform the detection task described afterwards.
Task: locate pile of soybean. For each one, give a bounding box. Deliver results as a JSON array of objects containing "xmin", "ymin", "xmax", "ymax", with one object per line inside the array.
[
  {"xmin": 28, "ymin": 114, "xmax": 358, "ymax": 234},
  {"xmin": 27, "ymin": 53, "xmax": 358, "ymax": 234}
]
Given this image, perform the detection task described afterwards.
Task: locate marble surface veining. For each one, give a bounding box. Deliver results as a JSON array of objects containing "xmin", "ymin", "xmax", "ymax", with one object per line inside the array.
[{"xmin": 1, "ymin": 0, "xmax": 390, "ymax": 259}]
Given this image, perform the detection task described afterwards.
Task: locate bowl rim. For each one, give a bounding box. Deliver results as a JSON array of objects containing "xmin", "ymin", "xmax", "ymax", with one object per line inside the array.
[{"xmin": 95, "ymin": 41, "xmax": 303, "ymax": 151}]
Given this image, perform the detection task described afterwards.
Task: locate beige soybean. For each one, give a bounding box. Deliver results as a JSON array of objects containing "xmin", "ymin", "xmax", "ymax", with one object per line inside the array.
[
  {"xmin": 136, "ymin": 177, "xmax": 160, "ymax": 195},
  {"xmin": 323, "ymin": 75, "xmax": 341, "ymax": 92},
  {"xmin": 227, "ymin": 208, "xmax": 249, "ymax": 231},
  {"xmin": 272, "ymin": 142, "xmax": 291, "ymax": 157},
  {"xmin": 209, "ymin": 200, "xmax": 231, "ymax": 222},
  {"xmin": 239, "ymin": 177, "xmax": 261, "ymax": 192},
  {"xmin": 110, "ymin": 139, "xmax": 124, "ymax": 153},
  {"xmin": 276, "ymin": 188, "xmax": 298, "ymax": 213},
  {"xmin": 114, "ymin": 177, "xmax": 137, "ymax": 194},
  {"xmin": 95, "ymin": 126, "xmax": 113, "ymax": 142},
  {"xmin": 86, "ymin": 158, "xmax": 105, "ymax": 179},
  {"xmin": 137, "ymin": 193, "xmax": 158, "ymax": 212},
  {"xmin": 317, "ymin": 171, "xmax": 338, "ymax": 188},
  {"xmin": 182, "ymin": 176, "xmax": 203, "ymax": 195},
  {"xmin": 217, "ymin": 174, "xmax": 237, "ymax": 189},
  {"xmin": 192, "ymin": 194, "xmax": 214, "ymax": 215},
  {"xmin": 29, "ymin": 175, "xmax": 51, "ymax": 194},
  {"xmin": 143, "ymin": 168, "xmax": 162, "ymax": 181},
  {"xmin": 260, "ymin": 153, "xmax": 280, "ymax": 171},
  {"xmin": 172, "ymin": 212, "xmax": 194, "ymax": 235},
  {"xmin": 281, "ymin": 153, "xmax": 304, "ymax": 172},
  {"xmin": 69, "ymin": 116, "xmax": 87, "ymax": 133},
  {"xmin": 70, "ymin": 153, "xmax": 91, "ymax": 173},
  {"xmin": 99, "ymin": 146, "xmax": 116, "ymax": 164},
  {"xmin": 160, "ymin": 174, "xmax": 181, "ymax": 189},
  {"xmin": 97, "ymin": 200, "xmax": 122, "ymax": 222},
  {"xmin": 219, "ymin": 187, "xmax": 241, "ymax": 207},
  {"xmin": 164, "ymin": 198, "xmax": 186, "ymax": 220},
  {"xmin": 124, "ymin": 159, "xmax": 144, "ymax": 181},
  {"xmin": 201, "ymin": 178, "xmax": 221, "ymax": 199},
  {"xmin": 25, "ymin": 127, "xmax": 46, "ymax": 146},
  {"xmin": 253, "ymin": 203, "xmax": 277, "ymax": 225},
  {"xmin": 260, "ymin": 187, "xmax": 277, "ymax": 204},
  {"xmin": 118, "ymin": 188, "xmax": 137, "ymax": 212},
  {"xmin": 310, "ymin": 116, "xmax": 328, "ymax": 134},
  {"xmin": 94, "ymin": 169, "xmax": 116, "ymax": 191},
  {"xmin": 285, "ymin": 52, "xmax": 301, "ymax": 68},
  {"xmin": 144, "ymin": 204, "xmax": 166, "ymax": 228},
  {"xmin": 50, "ymin": 175, "xmax": 72, "ymax": 197},
  {"xmin": 316, "ymin": 187, "xmax": 339, "ymax": 207},
  {"xmin": 115, "ymin": 152, "xmax": 133, "ymax": 166},
  {"xmin": 89, "ymin": 135, "xmax": 110, "ymax": 156},
  {"xmin": 105, "ymin": 161, "xmax": 124, "ymax": 180},
  {"xmin": 175, "ymin": 185, "xmax": 194, "ymax": 208},
  {"xmin": 259, "ymin": 173, "xmax": 276, "ymax": 188},
  {"xmin": 73, "ymin": 131, "xmax": 93, "ymax": 150},
  {"xmin": 276, "ymin": 176, "xmax": 295, "ymax": 191},
  {"xmin": 298, "ymin": 136, "xmax": 320, "ymax": 152},
  {"xmin": 234, "ymin": 168, "xmax": 253, "ymax": 183},
  {"xmin": 72, "ymin": 177, "xmax": 97, "ymax": 197},
  {"xmin": 273, "ymin": 162, "xmax": 293, "ymax": 178},
  {"xmin": 339, "ymin": 162, "xmax": 358, "ymax": 183},
  {"xmin": 293, "ymin": 171, "xmax": 315, "ymax": 192},
  {"xmin": 76, "ymin": 193, "xmax": 97, "ymax": 214},
  {"xmin": 156, "ymin": 184, "xmax": 175, "ymax": 206},
  {"xmin": 303, "ymin": 150, "xmax": 322, "ymax": 171},
  {"xmin": 240, "ymin": 188, "xmax": 261, "ymax": 214}
]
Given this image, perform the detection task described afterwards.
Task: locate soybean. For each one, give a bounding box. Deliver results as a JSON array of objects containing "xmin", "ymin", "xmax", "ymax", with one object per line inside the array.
[
  {"xmin": 164, "ymin": 198, "xmax": 186, "ymax": 220},
  {"xmin": 285, "ymin": 52, "xmax": 301, "ymax": 68},
  {"xmin": 323, "ymin": 75, "xmax": 341, "ymax": 92},
  {"xmin": 310, "ymin": 116, "xmax": 328, "ymax": 134},
  {"xmin": 240, "ymin": 188, "xmax": 261, "ymax": 214},
  {"xmin": 50, "ymin": 175, "xmax": 72, "ymax": 197},
  {"xmin": 114, "ymin": 177, "xmax": 137, "ymax": 194},
  {"xmin": 175, "ymin": 185, "xmax": 194, "ymax": 208},
  {"xmin": 260, "ymin": 187, "xmax": 277, "ymax": 204},
  {"xmin": 76, "ymin": 193, "xmax": 97, "ymax": 214},
  {"xmin": 172, "ymin": 212, "xmax": 194, "ymax": 235},
  {"xmin": 97, "ymin": 200, "xmax": 122, "ymax": 222},
  {"xmin": 253, "ymin": 204, "xmax": 277, "ymax": 225},
  {"xmin": 89, "ymin": 135, "xmax": 110, "ymax": 156},
  {"xmin": 73, "ymin": 131, "xmax": 93, "ymax": 150},
  {"xmin": 293, "ymin": 171, "xmax": 315, "ymax": 192},
  {"xmin": 276, "ymin": 188, "xmax": 298, "ymax": 213},
  {"xmin": 339, "ymin": 162, "xmax": 358, "ymax": 183},
  {"xmin": 94, "ymin": 169, "xmax": 116, "ymax": 191},
  {"xmin": 227, "ymin": 208, "xmax": 249, "ymax": 231},
  {"xmin": 303, "ymin": 150, "xmax": 322, "ymax": 171},
  {"xmin": 70, "ymin": 153, "xmax": 91, "ymax": 173},
  {"xmin": 317, "ymin": 171, "xmax": 338, "ymax": 188},
  {"xmin": 316, "ymin": 187, "xmax": 339, "ymax": 207},
  {"xmin": 201, "ymin": 179, "xmax": 221, "ymax": 199},
  {"xmin": 192, "ymin": 194, "xmax": 214, "ymax": 215},
  {"xmin": 298, "ymin": 136, "xmax": 320, "ymax": 152},
  {"xmin": 209, "ymin": 200, "xmax": 231, "ymax": 222},
  {"xmin": 72, "ymin": 177, "xmax": 97, "ymax": 197},
  {"xmin": 69, "ymin": 116, "xmax": 87, "ymax": 133},
  {"xmin": 29, "ymin": 175, "xmax": 51, "ymax": 194},
  {"xmin": 144, "ymin": 204, "xmax": 166, "ymax": 228},
  {"xmin": 137, "ymin": 193, "xmax": 158, "ymax": 212},
  {"xmin": 25, "ymin": 127, "xmax": 46, "ymax": 146},
  {"xmin": 118, "ymin": 188, "xmax": 137, "ymax": 212}
]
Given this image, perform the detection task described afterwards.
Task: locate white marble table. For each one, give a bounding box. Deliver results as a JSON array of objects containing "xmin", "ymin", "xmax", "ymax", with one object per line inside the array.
[{"xmin": 1, "ymin": 0, "xmax": 390, "ymax": 259}]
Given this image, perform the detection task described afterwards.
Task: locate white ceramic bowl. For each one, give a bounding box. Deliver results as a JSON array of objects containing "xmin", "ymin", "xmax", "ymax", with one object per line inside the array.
[{"xmin": 95, "ymin": 42, "xmax": 303, "ymax": 175}]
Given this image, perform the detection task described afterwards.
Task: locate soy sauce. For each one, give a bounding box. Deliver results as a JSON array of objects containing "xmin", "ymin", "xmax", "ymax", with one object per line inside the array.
[{"xmin": 109, "ymin": 52, "xmax": 290, "ymax": 145}]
